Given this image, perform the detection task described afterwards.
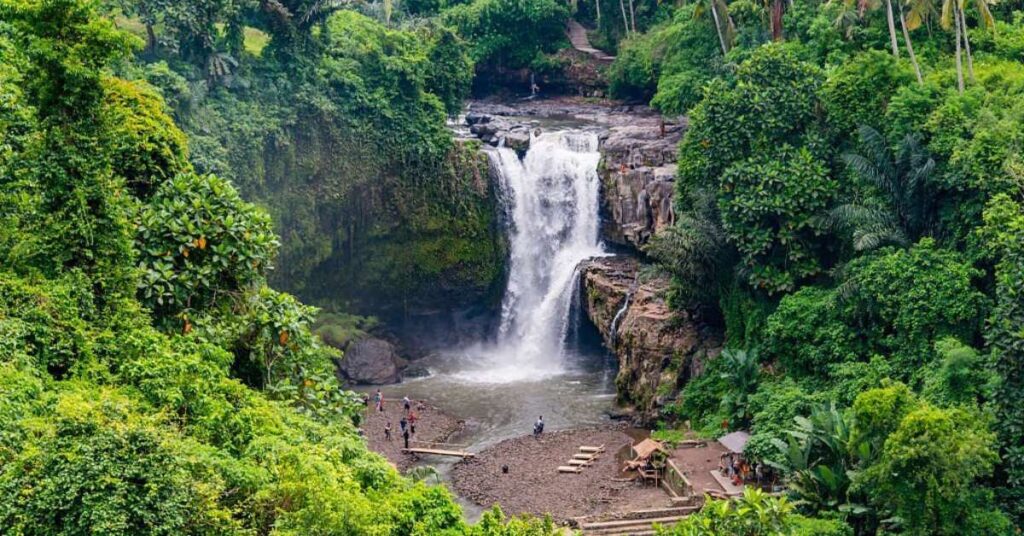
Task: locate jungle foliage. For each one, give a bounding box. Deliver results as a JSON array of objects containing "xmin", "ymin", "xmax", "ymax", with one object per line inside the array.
[
  {"xmin": 603, "ymin": 0, "xmax": 1024, "ymax": 530},
  {"xmin": 0, "ymin": 0, "xmax": 551, "ymax": 533}
]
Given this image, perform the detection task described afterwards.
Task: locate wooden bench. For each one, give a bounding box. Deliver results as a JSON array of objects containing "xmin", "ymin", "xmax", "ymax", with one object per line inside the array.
[{"xmin": 558, "ymin": 465, "xmax": 583, "ymax": 474}]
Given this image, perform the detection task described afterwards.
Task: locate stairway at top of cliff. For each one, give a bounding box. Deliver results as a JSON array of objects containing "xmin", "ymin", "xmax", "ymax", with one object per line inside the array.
[{"xmin": 454, "ymin": 129, "xmax": 606, "ymax": 383}]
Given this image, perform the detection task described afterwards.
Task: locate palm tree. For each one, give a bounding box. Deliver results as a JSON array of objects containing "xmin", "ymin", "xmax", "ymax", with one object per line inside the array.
[
  {"xmin": 828, "ymin": 125, "xmax": 936, "ymax": 252},
  {"xmin": 697, "ymin": 0, "xmax": 736, "ymax": 55},
  {"xmin": 941, "ymin": 0, "xmax": 996, "ymax": 93},
  {"xmin": 834, "ymin": 0, "xmax": 923, "ymax": 83},
  {"xmin": 897, "ymin": 0, "xmax": 925, "ymax": 83}
]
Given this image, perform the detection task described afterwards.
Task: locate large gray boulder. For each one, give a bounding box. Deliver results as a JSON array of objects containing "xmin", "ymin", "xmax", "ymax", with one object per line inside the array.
[{"xmin": 337, "ymin": 337, "xmax": 406, "ymax": 385}]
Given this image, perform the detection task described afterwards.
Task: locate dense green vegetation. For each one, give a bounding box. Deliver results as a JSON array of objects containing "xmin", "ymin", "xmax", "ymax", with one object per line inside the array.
[
  {"xmin": 605, "ymin": 0, "xmax": 1024, "ymax": 531},
  {"xmin": 115, "ymin": 0, "xmax": 508, "ymax": 319},
  {"xmin": 0, "ymin": 0, "xmax": 562, "ymax": 533},
  {"xmin": 4, "ymin": 0, "xmax": 1024, "ymax": 529}
]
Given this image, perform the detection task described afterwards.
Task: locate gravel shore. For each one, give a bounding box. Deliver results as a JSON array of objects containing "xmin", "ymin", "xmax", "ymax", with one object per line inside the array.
[
  {"xmin": 450, "ymin": 426, "xmax": 673, "ymax": 522},
  {"xmin": 361, "ymin": 399, "xmax": 464, "ymax": 471}
]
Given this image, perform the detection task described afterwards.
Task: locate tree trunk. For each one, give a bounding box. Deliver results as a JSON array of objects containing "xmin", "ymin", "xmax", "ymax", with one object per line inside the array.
[
  {"xmin": 884, "ymin": 0, "xmax": 900, "ymax": 56},
  {"xmin": 145, "ymin": 23, "xmax": 157, "ymax": 56},
  {"xmin": 619, "ymin": 0, "xmax": 630, "ymax": 35},
  {"xmin": 710, "ymin": 1, "xmax": 729, "ymax": 55},
  {"xmin": 627, "ymin": 0, "xmax": 637, "ymax": 33},
  {"xmin": 954, "ymin": 7, "xmax": 965, "ymax": 94},
  {"xmin": 960, "ymin": 5, "xmax": 976, "ymax": 81},
  {"xmin": 771, "ymin": 0, "xmax": 784, "ymax": 41},
  {"xmin": 899, "ymin": 11, "xmax": 924, "ymax": 83},
  {"xmin": 596, "ymin": 0, "xmax": 601, "ymax": 23}
]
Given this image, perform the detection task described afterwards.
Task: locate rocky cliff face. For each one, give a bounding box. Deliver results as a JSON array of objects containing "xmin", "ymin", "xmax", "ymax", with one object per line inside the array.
[
  {"xmin": 580, "ymin": 256, "xmax": 721, "ymax": 423},
  {"xmin": 599, "ymin": 120, "xmax": 685, "ymax": 250}
]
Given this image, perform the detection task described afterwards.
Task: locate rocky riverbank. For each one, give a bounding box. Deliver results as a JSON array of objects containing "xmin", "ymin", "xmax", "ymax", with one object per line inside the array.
[
  {"xmin": 450, "ymin": 425, "xmax": 672, "ymax": 521},
  {"xmin": 580, "ymin": 256, "xmax": 722, "ymax": 423}
]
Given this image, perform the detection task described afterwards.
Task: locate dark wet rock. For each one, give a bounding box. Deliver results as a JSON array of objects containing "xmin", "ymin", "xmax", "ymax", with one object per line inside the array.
[
  {"xmin": 337, "ymin": 337, "xmax": 406, "ymax": 385},
  {"xmin": 599, "ymin": 121, "xmax": 686, "ymax": 250}
]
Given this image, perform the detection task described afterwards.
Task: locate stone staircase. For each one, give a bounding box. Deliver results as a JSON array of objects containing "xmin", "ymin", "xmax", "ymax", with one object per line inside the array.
[
  {"xmin": 575, "ymin": 505, "xmax": 700, "ymax": 536},
  {"xmin": 567, "ymin": 19, "xmax": 616, "ymax": 63}
]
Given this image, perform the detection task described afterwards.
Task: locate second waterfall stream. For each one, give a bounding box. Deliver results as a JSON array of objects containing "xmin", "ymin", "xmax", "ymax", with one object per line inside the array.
[{"xmin": 459, "ymin": 129, "xmax": 605, "ymax": 382}]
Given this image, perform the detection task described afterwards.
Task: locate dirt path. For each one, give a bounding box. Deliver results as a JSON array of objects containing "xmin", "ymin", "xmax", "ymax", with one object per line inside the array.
[
  {"xmin": 451, "ymin": 426, "xmax": 673, "ymax": 522},
  {"xmin": 567, "ymin": 19, "xmax": 616, "ymax": 63},
  {"xmin": 361, "ymin": 399, "xmax": 464, "ymax": 471},
  {"xmin": 670, "ymin": 442, "xmax": 728, "ymax": 496}
]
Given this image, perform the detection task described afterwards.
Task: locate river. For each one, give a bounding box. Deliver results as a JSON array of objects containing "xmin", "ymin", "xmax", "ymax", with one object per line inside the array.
[{"xmin": 362, "ymin": 120, "xmax": 622, "ymax": 517}]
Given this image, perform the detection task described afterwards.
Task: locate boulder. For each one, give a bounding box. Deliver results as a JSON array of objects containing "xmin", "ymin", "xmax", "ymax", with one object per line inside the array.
[{"xmin": 337, "ymin": 337, "xmax": 406, "ymax": 385}]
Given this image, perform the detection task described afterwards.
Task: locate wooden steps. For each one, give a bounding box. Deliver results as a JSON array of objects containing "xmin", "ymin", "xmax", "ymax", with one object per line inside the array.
[{"xmin": 558, "ymin": 444, "xmax": 605, "ymax": 474}]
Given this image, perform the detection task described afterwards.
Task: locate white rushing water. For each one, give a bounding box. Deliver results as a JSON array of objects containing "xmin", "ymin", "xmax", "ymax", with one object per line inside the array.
[{"xmin": 455, "ymin": 130, "xmax": 605, "ymax": 383}]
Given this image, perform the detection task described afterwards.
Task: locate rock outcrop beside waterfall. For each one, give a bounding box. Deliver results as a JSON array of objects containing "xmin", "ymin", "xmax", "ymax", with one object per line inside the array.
[
  {"xmin": 580, "ymin": 256, "xmax": 721, "ymax": 423},
  {"xmin": 599, "ymin": 119, "xmax": 685, "ymax": 250}
]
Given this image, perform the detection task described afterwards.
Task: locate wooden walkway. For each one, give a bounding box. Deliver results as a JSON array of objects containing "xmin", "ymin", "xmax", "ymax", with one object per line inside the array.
[
  {"xmin": 402, "ymin": 440, "xmax": 474, "ymax": 459},
  {"xmin": 567, "ymin": 20, "xmax": 616, "ymax": 63},
  {"xmin": 402, "ymin": 447, "xmax": 475, "ymax": 459}
]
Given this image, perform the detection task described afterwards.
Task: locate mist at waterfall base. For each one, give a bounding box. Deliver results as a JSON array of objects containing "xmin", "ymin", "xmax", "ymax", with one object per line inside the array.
[{"xmin": 374, "ymin": 129, "xmax": 618, "ymax": 450}]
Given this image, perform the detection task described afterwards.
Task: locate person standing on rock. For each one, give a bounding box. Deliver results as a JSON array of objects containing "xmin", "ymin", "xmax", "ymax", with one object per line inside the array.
[
  {"xmin": 399, "ymin": 416, "xmax": 408, "ymax": 434},
  {"xmin": 408, "ymin": 411, "xmax": 417, "ymax": 435},
  {"xmin": 403, "ymin": 396, "xmax": 411, "ymax": 412},
  {"xmin": 384, "ymin": 420, "xmax": 392, "ymax": 441},
  {"xmin": 374, "ymin": 389, "xmax": 383, "ymax": 412},
  {"xmin": 533, "ymin": 416, "xmax": 544, "ymax": 438},
  {"xmin": 402, "ymin": 427, "xmax": 410, "ymax": 449}
]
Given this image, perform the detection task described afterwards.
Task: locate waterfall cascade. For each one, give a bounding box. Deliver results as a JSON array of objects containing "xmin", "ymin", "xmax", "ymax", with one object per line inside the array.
[{"xmin": 457, "ymin": 130, "xmax": 604, "ymax": 382}]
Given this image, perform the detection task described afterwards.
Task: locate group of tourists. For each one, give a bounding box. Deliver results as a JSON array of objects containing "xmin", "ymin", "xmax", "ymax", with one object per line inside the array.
[{"xmin": 371, "ymin": 390, "xmax": 422, "ymax": 449}]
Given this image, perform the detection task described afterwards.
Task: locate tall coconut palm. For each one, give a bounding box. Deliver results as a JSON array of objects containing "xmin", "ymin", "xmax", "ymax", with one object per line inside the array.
[
  {"xmin": 897, "ymin": 0, "xmax": 924, "ymax": 83},
  {"xmin": 696, "ymin": 0, "xmax": 735, "ymax": 54},
  {"xmin": 833, "ymin": 0, "xmax": 923, "ymax": 83},
  {"xmin": 828, "ymin": 125, "xmax": 937, "ymax": 252},
  {"xmin": 941, "ymin": 0, "xmax": 997, "ymax": 92}
]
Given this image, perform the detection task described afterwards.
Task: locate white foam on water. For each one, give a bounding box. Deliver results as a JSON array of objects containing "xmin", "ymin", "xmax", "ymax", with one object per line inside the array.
[{"xmin": 454, "ymin": 130, "xmax": 604, "ymax": 384}]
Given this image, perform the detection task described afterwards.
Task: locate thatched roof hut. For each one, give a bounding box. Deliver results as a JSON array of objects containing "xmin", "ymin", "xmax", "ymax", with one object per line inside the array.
[{"xmin": 631, "ymin": 438, "xmax": 668, "ymax": 460}]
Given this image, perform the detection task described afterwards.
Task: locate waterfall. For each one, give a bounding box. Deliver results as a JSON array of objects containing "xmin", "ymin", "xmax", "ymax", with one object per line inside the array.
[
  {"xmin": 457, "ymin": 130, "xmax": 604, "ymax": 382},
  {"xmin": 608, "ymin": 291, "xmax": 632, "ymax": 350}
]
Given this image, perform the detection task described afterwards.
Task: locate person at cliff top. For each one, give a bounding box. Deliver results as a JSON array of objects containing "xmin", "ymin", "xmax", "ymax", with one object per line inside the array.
[
  {"xmin": 403, "ymin": 396, "xmax": 411, "ymax": 412},
  {"xmin": 533, "ymin": 416, "xmax": 544, "ymax": 438}
]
